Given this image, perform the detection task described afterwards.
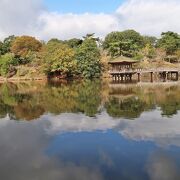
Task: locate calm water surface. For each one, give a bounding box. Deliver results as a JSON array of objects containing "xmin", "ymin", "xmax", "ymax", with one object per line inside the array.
[{"xmin": 0, "ymin": 80, "xmax": 180, "ymax": 180}]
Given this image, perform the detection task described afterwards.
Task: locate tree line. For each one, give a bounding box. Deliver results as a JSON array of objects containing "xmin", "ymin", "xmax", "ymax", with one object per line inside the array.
[{"xmin": 0, "ymin": 30, "xmax": 180, "ymax": 78}]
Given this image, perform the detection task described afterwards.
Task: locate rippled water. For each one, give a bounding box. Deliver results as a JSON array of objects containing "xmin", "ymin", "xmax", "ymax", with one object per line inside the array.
[{"xmin": 0, "ymin": 80, "xmax": 180, "ymax": 180}]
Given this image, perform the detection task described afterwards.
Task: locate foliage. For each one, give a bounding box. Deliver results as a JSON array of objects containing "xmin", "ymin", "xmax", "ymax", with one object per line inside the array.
[
  {"xmin": 43, "ymin": 41, "xmax": 77, "ymax": 77},
  {"xmin": 75, "ymin": 38, "xmax": 101, "ymax": 78},
  {"xmin": 157, "ymin": 31, "xmax": 180, "ymax": 55},
  {"xmin": 76, "ymin": 80, "xmax": 102, "ymax": 116},
  {"xmin": 47, "ymin": 38, "xmax": 64, "ymax": 45},
  {"xmin": 0, "ymin": 35, "xmax": 16, "ymax": 55},
  {"xmin": 65, "ymin": 38, "xmax": 83, "ymax": 48},
  {"xmin": 0, "ymin": 53, "xmax": 18, "ymax": 76},
  {"xmin": 0, "ymin": 30, "xmax": 180, "ymax": 79},
  {"xmin": 11, "ymin": 36, "xmax": 42, "ymax": 64},
  {"xmin": 141, "ymin": 44, "xmax": 156, "ymax": 59},
  {"xmin": 103, "ymin": 30, "xmax": 144, "ymax": 58},
  {"xmin": 0, "ymin": 41, "xmax": 3, "ymax": 55},
  {"xmin": 143, "ymin": 36, "xmax": 157, "ymax": 47},
  {"xmin": 175, "ymin": 50, "xmax": 180, "ymax": 60},
  {"xmin": 0, "ymin": 80, "xmax": 102, "ymax": 120},
  {"xmin": 105, "ymin": 97, "xmax": 146, "ymax": 119}
]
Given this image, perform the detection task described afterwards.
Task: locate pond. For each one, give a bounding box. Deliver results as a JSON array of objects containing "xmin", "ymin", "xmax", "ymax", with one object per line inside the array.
[{"xmin": 0, "ymin": 80, "xmax": 180, "ymax": 180}]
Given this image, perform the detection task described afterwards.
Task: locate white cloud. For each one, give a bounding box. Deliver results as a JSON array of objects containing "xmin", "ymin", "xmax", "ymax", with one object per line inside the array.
[
  {"xmin": 116, "ymin": 0, "xmax": 180, "ymax": 36},
  {"xmin": 38, "ymin": 12, "xmax": 119, "ymax": 40},
  {"xmin": 0, "ymin": 0, "xmax": 180, "ymax": 40},
  {"xmin": 0, "ymin": 0, "xmax": 44, "ymax": 39}
]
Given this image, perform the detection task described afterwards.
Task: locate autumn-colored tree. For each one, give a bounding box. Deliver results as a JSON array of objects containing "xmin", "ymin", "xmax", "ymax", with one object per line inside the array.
[
  {"xmin": 11, "ymin": 36, "xmax": 42, "ymax": 64},
  {"xmin": 141, "ymin": 44, "xmax": 156, "ymax": 59},
  {"xmin": 43, "ymin": 41, "xmax": 77, "ymax": 77}
]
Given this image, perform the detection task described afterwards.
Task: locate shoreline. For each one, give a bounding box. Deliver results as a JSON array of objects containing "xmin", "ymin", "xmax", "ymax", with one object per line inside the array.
[
  {"xmin": 0, "ymin": 76, "xmax": 180, "ymax": 84},
  {"xmin": 0, "ymin": 77, "xmax": 47, "ymax": 82}
]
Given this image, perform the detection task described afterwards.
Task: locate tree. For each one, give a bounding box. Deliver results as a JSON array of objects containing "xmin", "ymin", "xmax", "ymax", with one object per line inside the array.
[
  {"xmin": 47, "ymin": 38, "xmax": 64, "ymax": 45},
  {"xmin": 0, "ymin": 35, "xmax": 16, "ymax": 55},
  {"xmin": 65, "ymin": 38, "xmax": 83, "ymax": 48},
  {"xmin": 108, "ymin": 41, "xmax": 132, "ymax": 57},
  {"xmin": 157, "ymin": 31, "xmax": 180, "ymax": 55},
  {"xmin": 141, "ymin": 44, "xmax": 156, "ymax": 59},
  {"xmin": 43, "ymin": 41, "xmax": 76, "ymax": 77},
  {"xmin": 76, "ymin": 38, "xmax": 101, "ymax": 78},
  {"xmin": 0, "ymin": 41, "xmax": 3, "ymax": 55},
  {"xmin": 103, "ymin": 30, "xmax": 144, "ymax": 58},
  {"xmin": 11, "ymin": 36, "xmax": 42, "ymax": 64},
  {"xmin": 176, "ymin": 50, "xmax": 180, "ymax": 62},
  {"xmin": 143, "ymin": 36, "xmax": 157, "ymax": 47},
  {"xmin": 120, "ymin": 30, "xmax": 144, "ymax": 47},
  {"xmin": 103, "ymin": 31, "xmax": 123, "ymax": 49},
  {"xmin": 83, "ymin": 33, "xmax": 99, "ymax": 42},
  {"xmin": 0, "ymin": 53, "xmax": 18, "ymax": 77}
]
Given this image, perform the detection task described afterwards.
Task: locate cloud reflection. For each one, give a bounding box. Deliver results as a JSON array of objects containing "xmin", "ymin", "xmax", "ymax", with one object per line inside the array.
[
  {"xmin": 0, "ymin": 119, "xmax": 103, "ymax": 180},
  {"xmin": 44, "ymin": 110, "xmax": 180, "ymax": 147},
  {"xmin": 146, "ymin": 151, "xmax": 180, "ymax": 180}
]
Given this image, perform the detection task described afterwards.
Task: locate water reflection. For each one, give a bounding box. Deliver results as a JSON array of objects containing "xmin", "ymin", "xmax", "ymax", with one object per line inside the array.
[
  {"xmin": 0, "ymin": 80, "xmax": 102, "ymax": 120},
  {"xmin": 146, "ymin": 151, "xmax": 180, "ymax": 180},
  {"xmin": 0, "ymin": 81, "xmax": 180, "ymax": 180},
  {"xmin": 0, "ymin": 81, "xmax": 180, "ymax": 120}
]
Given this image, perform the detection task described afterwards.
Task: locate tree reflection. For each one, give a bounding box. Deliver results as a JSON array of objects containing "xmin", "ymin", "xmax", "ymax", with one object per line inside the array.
[
  {"xmin": 0, "ymin": 81, "xmax": 179, "ymax": 121},
  {"xmin": 105, "ymin": 97, "xmax": 147, "ymax": 119},
  {"xmin": 106, "ymin": 84, "xmax": 180, "ymax": 118},
  {"xmin": 0, "ymin": 80, "xmax": 102, "ymax": 120}
]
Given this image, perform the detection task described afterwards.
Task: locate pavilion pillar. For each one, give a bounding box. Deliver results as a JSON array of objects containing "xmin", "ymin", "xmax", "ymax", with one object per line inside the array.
[
  {"xmin": 115, "ymin": 75, "xmax": 117, "ymax": 82},
  {"xmin": 120, "ymin": 74, "xmax": 123, "ymax": 81},
  {"xmin": 165, "ymin": 72, "xmax": 167, "ymax": 82},
  {"xmin": 150, "ymin": 72, "xmax": 154, "ymax": 82},
  {"xmin": 176, "ymin": 72, "xmax": 179, "ymax": 81},
  {"xmin": 129, "ymin": 74, "xmax": 132, "ymax": 81},
  {"xmin": 137, "ymin": 73, "xmax": 141, "ymax": 82}
]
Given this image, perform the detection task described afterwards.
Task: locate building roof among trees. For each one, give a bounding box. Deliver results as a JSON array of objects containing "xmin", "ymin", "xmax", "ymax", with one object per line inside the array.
[{"xmin": 108, "ymin": 56, "xmax": 138, "ymax": 64}]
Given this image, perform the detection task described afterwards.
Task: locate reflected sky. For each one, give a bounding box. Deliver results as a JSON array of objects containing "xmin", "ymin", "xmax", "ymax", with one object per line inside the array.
[{"xmin": 0, "ymin": 81, "xmax": 180, "ymax": 180}]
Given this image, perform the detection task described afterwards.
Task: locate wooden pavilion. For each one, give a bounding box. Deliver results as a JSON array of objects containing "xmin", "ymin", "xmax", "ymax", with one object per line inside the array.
[
  {"xmin": 108, "ymin": 56, "xmax": 138, "ymax": 72},
  {"xmin": 108, "ymin": 56, "xmax": 138, "ymax": 82}
]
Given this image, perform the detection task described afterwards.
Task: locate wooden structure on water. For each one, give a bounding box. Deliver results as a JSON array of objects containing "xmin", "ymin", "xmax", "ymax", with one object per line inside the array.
[
  {"xmin": 108, "ymin": 56, "xmax": 138, "ymax": 81},
  {"xmin": 108, "ymin": 56, "xmax": 179, "ymax": 82}
]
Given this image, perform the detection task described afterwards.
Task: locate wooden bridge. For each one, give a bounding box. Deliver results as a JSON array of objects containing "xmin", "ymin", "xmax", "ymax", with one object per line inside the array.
[
  {"xmin": 109, "ymin": 69, "xmax": 180, "ymax": 82},
  {"xmin": 108, "ymin": 56, "xmax": 179, "ymax": 82}
]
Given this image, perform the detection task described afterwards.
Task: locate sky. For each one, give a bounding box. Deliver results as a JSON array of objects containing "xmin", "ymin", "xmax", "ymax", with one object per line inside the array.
[
  {"xmin": 0, "ymin": 0, "xmax": 180, "ymax": 41},
  {"xmin": 44, "ymin": 0, "xmax": 125, "ymax": 13}
]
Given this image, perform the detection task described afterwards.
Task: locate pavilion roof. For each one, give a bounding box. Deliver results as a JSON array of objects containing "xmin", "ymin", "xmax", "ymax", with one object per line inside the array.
[{"xmin": 108, "ymin": 56, "xmax": 138, "ymax": 64}]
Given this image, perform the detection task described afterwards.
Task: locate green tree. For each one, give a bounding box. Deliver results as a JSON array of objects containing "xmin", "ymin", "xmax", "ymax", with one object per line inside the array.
[
  {"xmin": 108, "ymin": 41, "xmax": 131, "ymax": 57},
  {"xmin": 65, "ymin": 38, "xmax": 83, "ymax": 48},
  {"xmin": 43, "ymin": 41, "xmax": 76, "ymax": 77},
  {"xmin": 143, "ymin": 36, "xmax": 157, "ymax": 47},
  {"xmin": 47, "ymin": 38, "xmax": 64, "ymax": 45},
  {"xmin": 103, "ymin": 30, "xmax": 144, "ymax": 58},
  {"xmin": 0, "ymin": 35, "xmax": 16, "ymax": 55},
  {"xmin": 157, "ymin": 31, "xmax": 180, "ymax": 55},
  {"xmin": 0, "ymin": 41, "xmax": 3, "ymax": 55},
  {"xmin": 76, "ymin": 38, "xmax": 101, "ymax": 78},
  {"xmin": 0, "ymin": 53, "xmax": 18, "ymax": 77},
  {"xmin": 103, "ymin": 31, "xmax": 123, "ymax": 49}
]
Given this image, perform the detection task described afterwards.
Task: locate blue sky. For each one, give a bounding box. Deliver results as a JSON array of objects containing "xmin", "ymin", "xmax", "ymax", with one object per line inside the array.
[{"xmin": 44, "ymin": 0, "xmax": 125, "ymax": 13}]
